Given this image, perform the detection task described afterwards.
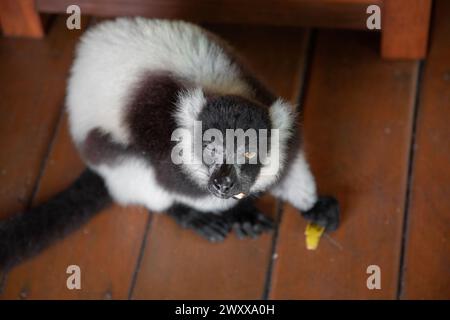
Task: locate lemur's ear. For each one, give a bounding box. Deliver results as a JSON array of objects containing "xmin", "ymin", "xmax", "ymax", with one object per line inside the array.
[
  {"xmin": 269, "ymin": 99, "xmax": 296, "ymax": 136},
  {"xmin": 174, "ymin": 88, "xmax": 206, "ymax": 129}
]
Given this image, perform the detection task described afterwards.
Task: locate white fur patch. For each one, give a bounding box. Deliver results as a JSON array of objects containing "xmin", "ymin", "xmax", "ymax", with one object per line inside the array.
[
  {"xmin": 172, "ymin": 88, "xmax": 211, "ymax": 188},
  {"xmin": 174, "ymin": 88, "xmax": 206, "ymax": 129},
  {"xmin": 251, "ymin": 99, "xmax": 296, "ymax": 192},
  {"xmin": 93, "ymin": 157, "xmax": 236, "ymax": 213},
  {"xmin": 270, "ymin": 151, "xmax": 317, "ymax": 211},
  {"xmin": 94, "ymin": 158, "xmax": 174, "ymax": 212},
  {"xmin": 270, "ymin": 99, "xmax": 296, "ymax": 134}
]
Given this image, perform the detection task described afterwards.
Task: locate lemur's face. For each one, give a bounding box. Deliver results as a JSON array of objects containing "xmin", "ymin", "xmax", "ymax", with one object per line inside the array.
[{"xmin": 198, "ymin": 96, "xmax": 272, "ymax": 199}]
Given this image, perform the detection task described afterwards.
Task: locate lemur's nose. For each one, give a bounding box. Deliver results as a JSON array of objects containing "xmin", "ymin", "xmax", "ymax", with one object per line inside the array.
[{"xmin": 213, "ymin": 176, "xmax": 234, "ymax": 194}]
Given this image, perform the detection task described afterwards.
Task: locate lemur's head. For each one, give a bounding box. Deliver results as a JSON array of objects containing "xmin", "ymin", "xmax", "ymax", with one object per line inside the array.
[{"xmin": 173, "ymin": 89, "xmax": 295, "ymax": 199}]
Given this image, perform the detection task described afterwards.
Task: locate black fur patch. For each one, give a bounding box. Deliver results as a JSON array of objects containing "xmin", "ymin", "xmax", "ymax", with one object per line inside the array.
[
  {"xmin": 200, "ymin": 95, "xmax": 271, "ymax": 132},
  {"xmin": 80, "ymin": 128, "xmax": 129, "ymax": 165},
  {"xmin": 241, "ymin": 72, "xmax": 278, "ymax": 106},
  {"xmin": 125, "ymin": 72, "xmax": 209, "ymax": 197},
  {"xmin": 126, "ymin": 72, "xmax": 183, "ymax": 159},
  {"xmin": 199, "ymin": 95, "xmax": 273, "ymax": 191}
]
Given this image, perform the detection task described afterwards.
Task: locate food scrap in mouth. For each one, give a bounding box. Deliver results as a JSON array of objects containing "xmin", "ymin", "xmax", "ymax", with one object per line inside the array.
[{"xmin": 232, "ymin": 193, "xmax": 246, "ymax": 200}]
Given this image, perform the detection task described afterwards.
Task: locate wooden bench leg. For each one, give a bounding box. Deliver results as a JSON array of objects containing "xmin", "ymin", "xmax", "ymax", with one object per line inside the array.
[
  {"xmin": 382, "ymin": 0, "xmax": 432, "ymax": 59},
  {"xmin": 0, "ymin": 0, "xmax": 44, "ymax": 38}
]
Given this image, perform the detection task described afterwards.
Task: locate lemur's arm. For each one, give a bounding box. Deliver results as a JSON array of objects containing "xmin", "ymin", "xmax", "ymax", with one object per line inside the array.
[
  {"xmin": 270, "ymin": 151, "xmax": 318, "ymax": 211},
  {"xmin": 270, "ymin": 151, "xmax": 340, "ymax": 231}
]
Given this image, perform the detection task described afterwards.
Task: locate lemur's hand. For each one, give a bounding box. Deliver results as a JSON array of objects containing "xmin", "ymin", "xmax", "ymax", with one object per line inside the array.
[
  {"xmin": 226, "ymin": 204, "xmax": 274, "ymax": 239},
  {"xmin": 167, "ymin": 205, "xmax": 231, "ymax": 242},
  {"xmin": 301, "ymin": 196, "xmax": 340, "ymax": 232}
]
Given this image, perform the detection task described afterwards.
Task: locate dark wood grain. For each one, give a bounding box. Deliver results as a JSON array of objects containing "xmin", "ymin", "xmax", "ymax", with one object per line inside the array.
[
  {"xmin": 381, "ymin": 0, "xmax": 432, "ymax": 59},
  {"xmin": 0, "ymin": 17, "xmax": 82, "ymax": 218},
  {"xmin": 269, "ymin": 30, "xmax": 419, "ymax": 299},
  {"xmin": 36, "ymin": 0, "xmax": 379, "ymax": 29},
  {"xmin": 401, "ymin": 0, "xmax": 450, "ymax": 299},
  {"xmin": 130, "ymin": 25, "xmax": 310, "ymax": 299},
  {"xmin": 0, "ymin": 0, "xmax": 44, "ymax": 38}
]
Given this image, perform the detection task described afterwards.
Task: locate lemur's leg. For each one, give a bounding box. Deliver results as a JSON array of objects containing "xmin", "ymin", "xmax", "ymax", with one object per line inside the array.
[
  {"xmin": 224, "ymin": 198, "xmax": 274, "ymax": 239},
  {"xmin": 167, "ymin": 204, "xmax": 231, "ymax": 242},
  {"xmin": 270, "ymin": 151, "xmax": 340, "ymax": 231}
]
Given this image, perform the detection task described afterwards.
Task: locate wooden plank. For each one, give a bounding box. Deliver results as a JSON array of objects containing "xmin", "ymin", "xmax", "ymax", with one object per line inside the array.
[
  {"xmin": 131, "ymin": 25, "xmax": 310, "ymax": 299},
  {"xmin": 401, "ymin": 0, "xmax": 450, "ymax": 299},
  {"xmin": 0, "ymin": 0, "xmax": 43, "ymax": 38},
  {"xmin": 0, "ymin": 17, "xmax": 81, "ymax": 218},
  {"xmin": 269, "ymin": 30, "xmax": 419, "ymax": 299},
  {"xmin": 36, "ymin": 0, "xmax": 380, "ymax": 29},
  {"xmin": 381, "ymin": 0, "xmax": 432, "ymax": 59},
  {"xmin": 0, "ymin": 115, "xmax": 149, "ymax": 299}
]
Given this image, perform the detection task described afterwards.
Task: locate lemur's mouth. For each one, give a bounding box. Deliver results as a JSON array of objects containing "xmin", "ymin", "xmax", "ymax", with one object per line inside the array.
[{"xmin": 232, "ymin": 193, "xmax": 246, "ymax": 200}]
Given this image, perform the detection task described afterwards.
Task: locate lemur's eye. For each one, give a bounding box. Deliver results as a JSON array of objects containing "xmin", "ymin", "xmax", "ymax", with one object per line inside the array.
[{"xmin": 244, "ymin": 151, "xmax": 256, "ymax": 159}]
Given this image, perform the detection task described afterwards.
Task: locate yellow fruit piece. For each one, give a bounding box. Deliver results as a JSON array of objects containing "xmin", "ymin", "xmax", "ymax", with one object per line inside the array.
[{"xmin": 305, "ymin": 222, "xmax": 325, "ymax": 250}]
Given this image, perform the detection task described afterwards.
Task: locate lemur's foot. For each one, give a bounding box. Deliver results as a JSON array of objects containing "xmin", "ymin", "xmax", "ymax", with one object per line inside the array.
[
  {"xmin": 226, "ymin": 201, "xmax": 274, "ymax": 239},
  {"xmin": 167, "ymin": 205, "xmax": 230, "ymax": 242},
  {"xmin": 302, "ymin": 196, "xmax": 340, "ymax": 231}
]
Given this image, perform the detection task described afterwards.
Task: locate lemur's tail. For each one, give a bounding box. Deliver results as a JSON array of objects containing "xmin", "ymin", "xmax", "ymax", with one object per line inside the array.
[{"xmin": 0, "ymin": 169, "xmax": 111, "ymax": 271}]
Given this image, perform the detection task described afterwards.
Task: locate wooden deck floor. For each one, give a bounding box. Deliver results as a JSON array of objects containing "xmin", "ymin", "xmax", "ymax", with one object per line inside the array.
[{"xmin": 0, "ymin": 1, "xmax": 449, "ymax": 299}]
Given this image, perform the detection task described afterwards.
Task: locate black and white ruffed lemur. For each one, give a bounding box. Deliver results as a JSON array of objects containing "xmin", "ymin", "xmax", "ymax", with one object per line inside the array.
[{"xmin": 0, "ymin": 18, "xmax": 339, "ymax": 270}]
